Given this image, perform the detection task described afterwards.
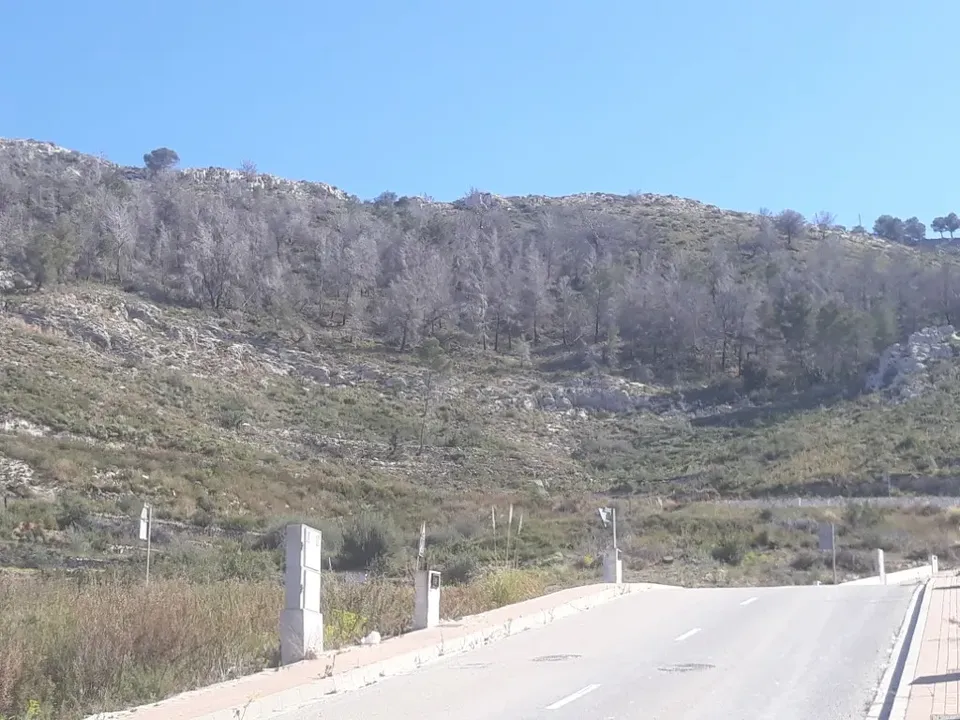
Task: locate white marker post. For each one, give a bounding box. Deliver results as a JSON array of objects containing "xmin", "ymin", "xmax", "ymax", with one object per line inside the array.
[
  {"xmin": 139, "ymin": 503, "xmax": 153, "ymax": 586},
  {"xmin": 818, "ymin": 522, "xmax": 836, "ymax": 584},
  {"xmin": 877, "ymin": 548, "xmax": 886, "ymax": 585},
  {"xmin": 613, "ymin": 507, "xmax": 618, "ymax": 550},
  {"xmin": 414, "ymin": 570, "xmax": 441, "ymax": 630},
  {"xmin": 930, "ymin": 554, "xmax": 939, "ymax": 575},
  {"xmin": 280, "ymin": 524, "xmax": 323, "ymax": 665},
  {"xmin": 598, "ymin": 506, "xmax": 623, "ymax": 584}
]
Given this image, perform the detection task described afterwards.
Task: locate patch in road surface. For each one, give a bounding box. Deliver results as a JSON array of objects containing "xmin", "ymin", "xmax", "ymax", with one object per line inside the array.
[
  {"xmin": 658, "ymin": 663, "xmax": 715, "ymax": 673},
  {"xmin": 533, "ymin": 654, "xmax": 582, "ymax": 662}
]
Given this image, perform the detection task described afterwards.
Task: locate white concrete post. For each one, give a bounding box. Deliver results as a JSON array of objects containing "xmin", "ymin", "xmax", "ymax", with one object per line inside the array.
[
  {"xmin": 877, "ymin": 549, "xmax": 886, "ymax": 585},
  {"xmin": 280, "ymin": 523, "xmax": 323, "ymax": 665},
  {"xmin": 603, "ymin": 548, "xmax": 623, "ymax": 584},
  {"xmin": 414, "ymin": 569, "xmax": 441, "ymax": 630},
  {"xmin": 931, "ymin": 554, "xmax": 939, "ymax": 575}
]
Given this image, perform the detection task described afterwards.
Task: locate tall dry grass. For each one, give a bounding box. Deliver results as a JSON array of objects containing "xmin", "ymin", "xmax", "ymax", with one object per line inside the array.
[
  {"xmin": 0, "ymin": 568, "xmax": 554, "ymax": 720},
  {"xmin": 0, "ymin": 574, "xmax": 279, "ymax": 719}
]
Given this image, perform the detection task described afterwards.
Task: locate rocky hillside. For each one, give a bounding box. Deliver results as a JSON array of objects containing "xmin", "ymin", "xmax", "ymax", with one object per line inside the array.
[{"xmin": 3, "ymin": 139, "xmax": 960, "ymax": 564}]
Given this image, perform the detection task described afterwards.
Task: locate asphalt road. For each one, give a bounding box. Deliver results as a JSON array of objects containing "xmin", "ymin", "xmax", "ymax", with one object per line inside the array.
[{"xmin": 279, "ymin": 584, "xmax": 915, "ymax": 720}]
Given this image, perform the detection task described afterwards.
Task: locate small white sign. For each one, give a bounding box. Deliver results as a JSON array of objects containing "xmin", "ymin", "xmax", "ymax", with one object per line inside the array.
[
  {"xmin": 598, "ymin": 507, "xmax": 613, "ymax": 527},
  {"xmin": 139, "ymin": 504, "xmax": 151, "ymax": 541}
]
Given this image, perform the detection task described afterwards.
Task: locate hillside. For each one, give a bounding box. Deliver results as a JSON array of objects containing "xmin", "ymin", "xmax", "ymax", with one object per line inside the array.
[
  {"xmin": 2, "ymin": 139, "xmax": 960, "ymax": 571},
  {"xmin": 7, "ymin": 139, "xmax": 960, "ymax": 719}
]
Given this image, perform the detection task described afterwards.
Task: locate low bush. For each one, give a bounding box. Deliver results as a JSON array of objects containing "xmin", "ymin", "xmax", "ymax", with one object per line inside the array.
[
  {"xmin": 711, "ymin": 538, "xmax": 746, "ymax": 566},
  {"xmin": 336, "ymin": 512, "xmax": 398, "ymax": 571}
]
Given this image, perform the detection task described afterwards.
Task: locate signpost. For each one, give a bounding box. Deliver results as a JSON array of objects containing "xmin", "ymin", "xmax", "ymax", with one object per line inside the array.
[
  {"xmin": 818, "ymin": 522, "xmax": 836, "ymax": 584},
  {"xmin": 139, "ymin": 503, "xmax": 153, "ymax": 586},
  {"xmin": 416, "ymin": 521, "xmax": 426, "ymax": 572},
  {"xmin": 598, "ymin": 507, "xmax": 617, "ymax": 550},
  {"xmin": 598, "ymin": 507, "xmax": 622, "ymax": 584}
]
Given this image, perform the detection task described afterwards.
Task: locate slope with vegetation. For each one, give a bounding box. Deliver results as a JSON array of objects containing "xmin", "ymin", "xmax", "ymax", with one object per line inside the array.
[{"xmin": 2, "ymin": 139, "xmax": 960, "ymax": 718}]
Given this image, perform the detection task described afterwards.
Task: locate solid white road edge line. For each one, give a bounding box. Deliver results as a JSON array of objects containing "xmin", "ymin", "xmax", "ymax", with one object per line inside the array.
[
  {"xmin": 740, "ymin": 597, "xmax": 758, "ymax": 606},
  {"xmin": 864, "ymin": 579, "xmax": 928, "ymax": 720},
  {"xmin": 545, "ymin": 684, "xmax": 601, "ymax": 710},
  {"xmin": 674, "ymin": 628, "xmax": 701, "ymax": 642}
]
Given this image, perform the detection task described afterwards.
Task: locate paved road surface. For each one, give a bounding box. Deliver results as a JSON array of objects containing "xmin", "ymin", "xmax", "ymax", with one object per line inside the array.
[{"xmin": 278, "ymin": 584, "xmax": 914, "ymax": 720}]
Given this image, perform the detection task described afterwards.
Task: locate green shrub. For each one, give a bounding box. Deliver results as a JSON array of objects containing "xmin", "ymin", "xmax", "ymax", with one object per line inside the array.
[
  {"xmin": 217, "ymin": 547, "xmax": 279, "ymax": 582},
  {"xmin": 443, "ymin": 553, "xmax": 480, "ymax": 584},
  {"xmin": 336, "ymin": 513, "xmax": 398, "ymax": 571},
  {"xmin": 55, "ymin": 495, "xmax": 91, "ymax": 531},
  {"xmin": 790, "ymin": 550, "xmax": 820, "ymax": 570},
  {"xmin": 843, "ymin": 501, "xmax": 886, "ymax": 529},
  {"xmin": 711, "ymin": 538, "xmax": 746, "ymax": 566},
  {"xmin": 836, "ymin": 548, "xmax": 873, "ymax": 572}
]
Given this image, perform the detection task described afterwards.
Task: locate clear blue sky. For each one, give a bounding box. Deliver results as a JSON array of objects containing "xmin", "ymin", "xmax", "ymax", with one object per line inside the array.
[{"xmin": 2, "ymin": 0, "xmax": 957, "ymax": 227}]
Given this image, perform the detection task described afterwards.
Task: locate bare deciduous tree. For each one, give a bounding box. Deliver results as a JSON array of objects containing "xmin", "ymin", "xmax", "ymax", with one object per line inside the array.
[
  {"xmin": 812, "ymin": 211, "xmax": 836, "ymax": 241},
  {"xmin": 2, "ymin": 139, "xmax": 959, "ymax": 394},
  {"xmin": 774, "ymin": 209, "xmax": 806, "ymax": 248}
]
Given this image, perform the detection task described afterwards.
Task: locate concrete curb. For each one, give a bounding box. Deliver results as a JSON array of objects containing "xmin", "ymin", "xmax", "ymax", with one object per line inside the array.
[
  {"xmin": 865, "ymin": 579, "xmax": 926, "ymax": 720},
  {"xmin": 886, "ymin": 576, "xmax": 935, "ymax": 720},
  {"xmin": 85, "ymin": 582, "xmax": 673, "ymax": 720},
  {"xmin": 841, "ymin": 564, "xmax": 932, "ymax": 587}
]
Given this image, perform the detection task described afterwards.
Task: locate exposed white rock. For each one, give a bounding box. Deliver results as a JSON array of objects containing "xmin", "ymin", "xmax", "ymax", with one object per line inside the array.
[
  {"xmin": 0, "ymin": 455, "xmax": 34, "ymax": 485},
  {"xmin": 865, "ymin": 325, "xmax": 960, "ymax": 399},
  {"xmin": 0, "ymin": 416, "xmax": 48, "ymax": 436}
]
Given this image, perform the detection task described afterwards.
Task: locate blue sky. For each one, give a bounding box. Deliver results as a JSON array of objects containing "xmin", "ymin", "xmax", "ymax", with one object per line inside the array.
[{"xmin": 2, "ymin": 1, "xmax": 957, "ymax": 227}]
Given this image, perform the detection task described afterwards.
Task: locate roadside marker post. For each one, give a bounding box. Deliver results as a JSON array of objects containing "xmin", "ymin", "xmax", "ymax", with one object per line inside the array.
[
  {"xmin": 599, "ymin": 506, "xmax": 623, "ymax": 584},
  {"xmin": 139, "ymin": 503, "xmax": 153, "ymax": 586},
  {"xmin": 818, "ymin": 522, "xmax": 836, "ymax": 584}
]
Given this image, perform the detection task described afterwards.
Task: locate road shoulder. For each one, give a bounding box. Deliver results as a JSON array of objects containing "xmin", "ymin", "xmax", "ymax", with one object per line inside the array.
[
  {"xmin": 83, "ymin": 581, "xmax": 675, "ymax": 720},
  {"xmin": 899, "ymin": 574, "xmax": 960, "ymax": 720}
]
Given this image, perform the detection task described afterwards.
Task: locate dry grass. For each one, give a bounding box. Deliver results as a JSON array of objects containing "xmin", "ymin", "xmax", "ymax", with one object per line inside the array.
[
  {"xmin": 0, "ymin": 574, "xmax": 278, "ymax": 719},
  {"xmin": 0, "ymin": 567, "xmax": 557, "ymax": 720},
  {"xmin": 0, "ymin": 499, "xmax": 956, "ymax": 719}
]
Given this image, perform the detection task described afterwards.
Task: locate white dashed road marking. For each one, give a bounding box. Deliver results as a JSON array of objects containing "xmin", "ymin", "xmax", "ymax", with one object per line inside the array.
[
  {"xmin": 546, "ymin": 684, "xmax": 601, "ymax": 710},
  {"xmin": 741, "ymin": 596, "xmax": 758, "ymax": 606},
  {"xmin": 674, "ymin": 628, "xmax": 701, "ymax": 642}
]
